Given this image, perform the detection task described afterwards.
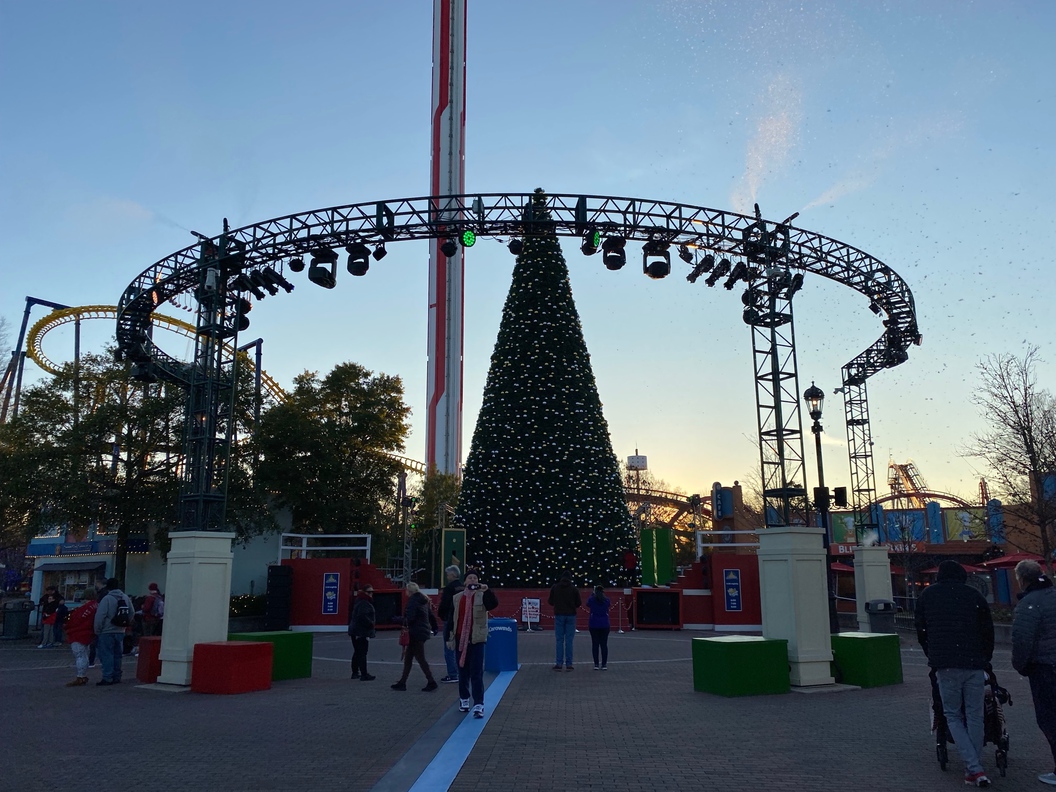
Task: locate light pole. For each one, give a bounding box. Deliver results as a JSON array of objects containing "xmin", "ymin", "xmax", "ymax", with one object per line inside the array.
[{"xmin": 804, "ymin": 382, "xmax": 840, "ymax": 634}]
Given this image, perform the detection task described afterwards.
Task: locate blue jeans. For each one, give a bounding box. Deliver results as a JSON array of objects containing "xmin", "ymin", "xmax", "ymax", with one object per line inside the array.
[
  {"xmin": 936, "ymin": 667, "xmax": 985, "ymax": 775},
  {"xmin": 457, "ymin": 642, "xmax": 485, "ymax": 706},
  {"xmin": 97, "ymin": 633, "xmax": 124, "ymax": 682},
  {"xmin": 554, "ymin": 615, "xmax": 576, "ymax": 666},
  {"xmin": 443, "ymin": 628, "xmax": 459, "ymax": 677}
]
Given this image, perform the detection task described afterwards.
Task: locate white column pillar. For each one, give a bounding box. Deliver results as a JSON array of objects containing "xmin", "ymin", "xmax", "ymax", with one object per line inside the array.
[
  {"xmin": 157, "ymin": 531, "xmax": 235, "ymax": 686},
  {"xmin": 853, "ymin": 545, "xmax": 893, "ymax": 631},
  {"xmin": 757, "ymin": 525, "xmax": 835, "ymax": 687}
]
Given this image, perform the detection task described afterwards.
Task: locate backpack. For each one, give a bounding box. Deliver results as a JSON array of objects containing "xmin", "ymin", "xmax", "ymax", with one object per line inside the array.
[
  {"xmin": 111, "ymin": 595, "xmax": 131, "ymax": 628},
  {"xmin": 151, "ymin": 595, "xmax": 165, "ymax": 618}
]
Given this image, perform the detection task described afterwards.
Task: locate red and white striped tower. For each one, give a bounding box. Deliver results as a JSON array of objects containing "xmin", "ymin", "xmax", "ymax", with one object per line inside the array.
[{"xmin": 426, "ymin": 0, "xmax": 467, "ymax": 476}]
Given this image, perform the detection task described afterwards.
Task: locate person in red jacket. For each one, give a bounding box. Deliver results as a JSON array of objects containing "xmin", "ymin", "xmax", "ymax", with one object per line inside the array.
[{"xmin": 63, "ymin": 599, "xmax": 98, "ymax": 687}]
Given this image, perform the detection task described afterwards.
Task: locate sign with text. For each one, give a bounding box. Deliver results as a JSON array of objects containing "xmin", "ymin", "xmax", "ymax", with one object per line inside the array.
[
  {"xmin": 521, "ymin": 598, "xmax": 540, "ymax": 624},
  {"xmin": 723, "ymin": 568, "xmax": 742, "ymax": 612},
  {"xmin": 322, "ymin": 572, "xmax": 340, "ymax": 615}
]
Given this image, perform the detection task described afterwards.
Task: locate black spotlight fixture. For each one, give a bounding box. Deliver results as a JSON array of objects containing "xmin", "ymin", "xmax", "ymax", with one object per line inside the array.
[
  {"xmin": 249, "ymin": 270, "xmax": 279, "ymax": 296},
  {"xmin": 704, "ymin": 257, "xmax": 732, "ymax": 287},
  {"xmin": 869, "ymin": 300, "xmax": 881, "ymax": 315},
  {"xmin": 678, "ymin": 243, "xmax": 694, "ymax": 264},
  {"xmin": 723, "ymin": 261, "xmax": 747, "ymax": 290},
  {"xmin": 786, "ymin": 272, "xmax": 805, "ymax": 298},
  {"xmin": 346, "ymin": 242, "xmax": 371, "ymax": 276},
  {"xmin": 507, "ymin": 238, "xmax": 523, "ymax": 255},
  {"xmin": 288, "ymin": 256, "xmax": 306, "ymax": 273},
  {"xmin": 233, "ymin": 273, "xmax": 265, "ymax": 300},
  {"xmin": 686, "ymin": 254, "xmax": 715, "ymax": 284},
  {"xmin": 440, "ymin": 238, "xmax": 458, "ymax": 258},
  {"xmin": 261, "ymin": 267, "xmax": 294, "ymax": 293},
  {"xmin": 642, "ymin": 240, "xmax": 671, "ymax": 279},
  {"xmin": 372, "ymin": 243, "xmax": 387, "ymax": 261},
  {"xmin": 580, "ymin": 229, "xmax": 600, "ymax": 256},
  {"xmin": 601, "ymin": 236, "xmax": 626, "ymax": 270},
  {"xmin": 308, "ymin": 248, "xmax": 338, "ymax": 289}
]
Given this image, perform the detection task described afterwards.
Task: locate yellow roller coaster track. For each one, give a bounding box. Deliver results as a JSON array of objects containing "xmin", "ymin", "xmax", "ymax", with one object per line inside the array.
[{"xmin": 26, "ymin": 305, "xmax": 287, "ymax": 404}]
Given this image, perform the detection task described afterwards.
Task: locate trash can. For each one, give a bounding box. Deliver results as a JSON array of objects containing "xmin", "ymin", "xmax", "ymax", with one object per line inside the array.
[
  {"xmin": 484, "ymin": 617, "xmax": 518, "ymax": 672},
  {"xmin": 864, "ymin": 599, "xmax": 896, "ymax": 634},
  {"xmin": 2, "ymin": 599, "xmax": 34, "ymax": 640}
]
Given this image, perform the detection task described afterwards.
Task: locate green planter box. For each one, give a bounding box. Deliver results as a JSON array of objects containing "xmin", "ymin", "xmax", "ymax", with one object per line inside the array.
[
  {"xmin": 227, "ymin": 630, "xmax": 313, "ymax": 681},
  {"xmin": 830, "ymin": 632, "xmax": 903, "ymax": 688},
  {"xmin": 692, "ymin": 636, "xmax": 789, "ymax": 697}
]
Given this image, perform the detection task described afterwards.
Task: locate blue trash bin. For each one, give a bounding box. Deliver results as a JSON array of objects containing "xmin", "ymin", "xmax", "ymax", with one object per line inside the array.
[{"xmin": 484, "ymin": 617, "xmax": 518, "ymax": 672}]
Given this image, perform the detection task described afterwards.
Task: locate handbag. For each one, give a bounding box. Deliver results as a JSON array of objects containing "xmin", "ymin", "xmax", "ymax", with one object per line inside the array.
[{"xmin": 398, "ymin": 628, "xmax": 410, "ymax": 647}]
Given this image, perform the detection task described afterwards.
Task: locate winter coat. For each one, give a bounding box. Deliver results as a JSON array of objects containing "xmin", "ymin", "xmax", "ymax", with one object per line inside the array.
[
  {"xmin": 914, "ymin": 563, "xmax": 994, "ymax": 670},
  {"xmin": 1012, "ymin": 576, "xmax": 1056, "ymax": 675},
  {"xmin": 404, "ymin": 592, "xmax": 437, "ymax": 643},
  {"xmin": 548, "ymin": 580, "xmax": 581, "ymax": 616},
  {"xmin": 93, "ymin": 588, "xmax": 134, "ymax": 636},
  {"xmin": 64, "ymin": 601, "xmax": 98, "ymax": 645},
  {"xmin": 437, "ymin": 578, "xmax": 464, "ymax": 636},
  {"xmin": 588, "ymin": 595, "xmax": 611, "ymax": 630},
  {"xmin": 348, "ymin": 593, "xmax": 376, "ymax": 639},
  {"xmin": 450, "ymin": 587, "xmax": 498, "ymax": 645}
]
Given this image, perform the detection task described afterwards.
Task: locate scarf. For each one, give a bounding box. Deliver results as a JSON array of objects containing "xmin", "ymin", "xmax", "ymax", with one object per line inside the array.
[{"xmin": 458, "ymin": 590, "xmax": 475, "ymax": 666}]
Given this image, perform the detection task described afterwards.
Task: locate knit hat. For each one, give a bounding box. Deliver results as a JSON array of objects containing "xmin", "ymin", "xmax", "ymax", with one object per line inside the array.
[{"xmin": 148, "ymin": 583, "xmax": 160, "ymax": 592}]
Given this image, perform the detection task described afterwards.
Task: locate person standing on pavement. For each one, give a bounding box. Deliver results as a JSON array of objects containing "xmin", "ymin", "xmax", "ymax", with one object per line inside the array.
[
  {"xmin": 451, "ymin": 570, "xmax": 498, "ymax": 718},
  {"xmin": 587, "ymin": 585, "xmax": 611, "ymax": 671},
  {"xmin": 436, "ymin": 565, "xmax": 463, "ymax": 684},
  {"xmin": 37, "ymin": 586, "xmax": 60, "ymax": 648},
  {"xmin": 915, "ymin": 559, "xmax": 995, "ymax": 788},
  {"xmin": 63, "ymin": 598, "xmax": 98, "ymax": 687},
  {"xmin": 87, "ymin": 578, "xmax": 107, "ymax": 670},
  {"xmin": 392, "ymin": 582, "xmax": 438, "ymax": 692},
  {"xmin": 92, "ymin": 578, "xmax": 134, "ymax": 686},
  {"xmin": 1011, "ymin": 559, "xmax": 1056, "ymax": 787},
  {"xmin": 140, "ymin": 583, "xmax": 164, "ymax": 637},
  {"xmin": 348, "ymin": 585, "xmax": 377, "ymax": 682},
  {"xmin": 548, "ymin": 570, "xmax": 581, "ymax": 671}
]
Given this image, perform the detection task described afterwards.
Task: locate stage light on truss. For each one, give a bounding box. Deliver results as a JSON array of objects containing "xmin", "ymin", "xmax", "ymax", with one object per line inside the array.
[
  {"xmin": 786, "ymin": 273, "xmax": 804, "ymax": 298},
  {"xmin": 686, "ymin": 254, "xmax": 715, "ymax": 284},
  {"xmin": 722, "ymin": 261, "xmax": 746, "ymax": 289},
  {"xmin": 507, "ymin": 238, "xmax": 523, "ymax": 255},
  {"xmin": 460, "ymin": 230, "xmax": 477, "ymax": 248},
  {"xmin": 642, "ymin": 241, "xmax": 671, "ymax": 279},
  {"xmin": 372, "ymin": 243, "xmax": 388, "ymax": 261},
  {"xmin": 249, "ymin": 270, "xmax": 279, "ymax": 296},
  {"xmin": 440, "ymin": 238, "xmax": 458, "ymax": 258},
  {"xmin": 869, "ymin": 301, "xmax": 881, "ymax": 315},
  {"xmin": 308, "ymin": 248, "xmax": 338, "ymax": 289},
  {"xmin": 601, "ymin": 236, "xmax": 626, "ymax": 270},
  {"xmin": 580, "ymin": 229, "xmax": 600, "ymax": 256},
  {"xmin": 233, "ymin": 273, "xmax": 265, "ymax": 300},
  {"xmin": 704, "ymin": 257, "xmax": 731, "ymax": 288},
  {"xmin": 346, "ymin": 242, "xmax": 371, "ymax": 277},
  {"xmin": 678, "ymin": 244, "xmax": 693, "ymax": 264},
  {"xmin": 288, "ymin": 257, "xmax": 305, "ymax": 273},
  {"xmin": 261, "ymin": 268, "xmax": 294, "ymax": 293}
]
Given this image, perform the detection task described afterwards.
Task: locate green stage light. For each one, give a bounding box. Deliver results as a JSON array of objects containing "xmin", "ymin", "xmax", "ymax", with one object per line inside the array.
[{"xmin": 461, "ymin": 229, "xmax": 477, "ymax": 248}]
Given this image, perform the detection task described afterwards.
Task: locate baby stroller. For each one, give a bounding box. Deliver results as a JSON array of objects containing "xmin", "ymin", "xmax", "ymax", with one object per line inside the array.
[{"xmin": 930, "ymin": 666, "xmax": 1012, "ymax": 776}]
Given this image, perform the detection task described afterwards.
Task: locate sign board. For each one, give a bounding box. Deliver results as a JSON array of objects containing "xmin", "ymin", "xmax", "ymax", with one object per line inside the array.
[
  {"xmin": 440, "ymin": 528, "xmax": 466, "ymax": 582},
  {"xmin": 322, "ymin": 572, "xmax": 340, "ymax": 615},
  {"xmin": 627, "ymin": 455, "xmax": 648, "ymax": 471},
  {"xmin": 723, "ymin": 568, "xmax": 742, "ymax": 612},
  {"xmin": 521, "ymin": 598, "xmax": 540, "ymax": 624}
]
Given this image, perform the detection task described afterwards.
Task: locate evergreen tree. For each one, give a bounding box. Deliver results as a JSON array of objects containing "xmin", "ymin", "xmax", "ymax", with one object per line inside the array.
[{"xmin": 455, "ymin": 189, "xmax": 636, "ymax": 587}]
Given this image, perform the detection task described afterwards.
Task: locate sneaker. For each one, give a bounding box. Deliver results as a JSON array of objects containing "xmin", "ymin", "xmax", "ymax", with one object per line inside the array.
[
  {"xmin": 422, "ymin": 681, "xmax": 438, "ymax": 692},
  {"xmin": 566, "ymin": 665, "xmax": 574, "ymax": 671},
  {"xmin": 459, "ymin": 698, "xmax": 471, "ymax": 712},
  {"xmin": 440, "ymin": 675, "xmax": 459, "ymax": 684},
  {"xmin": 472, "ymin": 704, "xmax": 484, "ymax": 719},
  {"xmin": 601, "ymin": 665, "xmax": 608, "ymax": 670},
  {"xmin": 87, "ymin": 662, "xmax": 96, "ymax": 669},
  {"xmin": 360, "ymin": 674, "xmax": 376, "ymax": 682},
  {"xmin": 593, "ymin": 665, "xmax": 600, "ymax": 670},
  {"xmin": 65, "ymin": 677, "xmax": 88, "ymax": 687},
  {"xmin": 1039, "ymin": 774, "xmax": 1056, "ymax": 787},
  {"xmin": 964, "ymin": 771, "xmax": 990, "ymax": 787},
  {"xmin": 390, "ymin": 682, "xmax": 407, "ymax": 691},
  {"xmin": 96, "ymin": 680, "xmax": 114, "ymax": 687},
  {"xmin": 36, "ymin": 644, "xmax": 45, "ymax": 649},
  {"xmin": 552, "ymin": 664, "xmax": 563, "ymax": 671},
  {"xmin": 350, "ymin": 672, "xmax": 360, "ymax": 680}
]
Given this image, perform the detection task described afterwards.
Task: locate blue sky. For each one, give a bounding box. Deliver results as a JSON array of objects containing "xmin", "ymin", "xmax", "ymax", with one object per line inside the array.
[{"xmin": 2, "ymin": 1, "xmax": 1053, "ymax": 502}]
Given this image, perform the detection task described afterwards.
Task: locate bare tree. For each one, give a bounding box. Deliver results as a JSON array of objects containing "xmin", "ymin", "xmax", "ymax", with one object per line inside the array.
[{"xmin": 967, "ymin": 347, "xmax": 1056, "ymax": 567}]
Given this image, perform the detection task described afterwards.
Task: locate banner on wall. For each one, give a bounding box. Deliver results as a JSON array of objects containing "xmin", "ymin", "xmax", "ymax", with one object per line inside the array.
[
  {"xmin": 322, "ymin": 572, "xmax": 340, "ymax": 615},
  {"xmin": 944, "ymin": 508, "xmax": 988, "ymax": 542}
]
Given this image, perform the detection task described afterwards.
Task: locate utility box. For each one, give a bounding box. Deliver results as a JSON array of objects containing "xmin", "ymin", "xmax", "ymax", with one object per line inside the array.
[{"xmin": 864, "ymin": 599, "xmax": 896, "ymax": 634}]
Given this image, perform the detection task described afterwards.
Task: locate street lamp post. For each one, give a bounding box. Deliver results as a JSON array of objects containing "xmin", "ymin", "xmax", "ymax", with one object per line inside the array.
[{"xmin": 804, "ymin": 382, "xmax": 840, "ymax": 634}]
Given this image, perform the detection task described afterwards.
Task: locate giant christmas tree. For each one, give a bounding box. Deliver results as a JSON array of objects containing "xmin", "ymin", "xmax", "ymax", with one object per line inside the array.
[{"xmin": 455, "ymin": 189, "xmax": 636, "ymax": 588}]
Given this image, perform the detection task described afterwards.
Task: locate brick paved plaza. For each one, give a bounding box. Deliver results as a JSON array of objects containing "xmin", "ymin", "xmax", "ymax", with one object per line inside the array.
[{"xmin": 3, "ymin": 628, "xmax": 1052, "ymax": 791}]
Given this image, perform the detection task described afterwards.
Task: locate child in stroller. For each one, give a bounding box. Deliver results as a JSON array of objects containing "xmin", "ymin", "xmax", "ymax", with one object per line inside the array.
[{"xmin": 930, "ymin": 666, "xmax": 1012, "ymax": 777}]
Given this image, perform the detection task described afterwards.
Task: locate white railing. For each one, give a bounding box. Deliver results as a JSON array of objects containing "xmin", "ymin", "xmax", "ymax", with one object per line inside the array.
[{"xmin": 278, "ymin": 533, "xmax": 372, "ymax": 563}]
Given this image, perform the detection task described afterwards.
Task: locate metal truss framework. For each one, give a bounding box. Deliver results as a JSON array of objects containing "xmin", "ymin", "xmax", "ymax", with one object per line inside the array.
[{"xmin": 115, "ymin": 192, "xmax": 921, "ymax": 532}]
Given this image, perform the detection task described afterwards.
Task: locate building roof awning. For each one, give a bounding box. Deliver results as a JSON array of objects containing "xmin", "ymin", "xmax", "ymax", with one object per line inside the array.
[{"xmin": 35, "ymin": 561, "xmax": 106, "ymax": 573}]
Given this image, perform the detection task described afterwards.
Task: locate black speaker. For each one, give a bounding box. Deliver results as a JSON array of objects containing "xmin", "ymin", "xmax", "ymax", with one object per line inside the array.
[
  {"xmin": 372, "ymin": 591, "xmax": 404, "ymax": 628},
  {"xmin": 635, "ymin": 590, "xmax": 681, "ymax": 627},
  {"xmin": 265, "ymin": 565, "xmax": 293, "ymax": 630}
]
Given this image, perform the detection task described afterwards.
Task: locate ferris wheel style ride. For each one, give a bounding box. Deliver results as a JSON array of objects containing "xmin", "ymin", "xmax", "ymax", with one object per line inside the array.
[{"xmin": 114, "ymin": 191, "xmax": 920, "ymax": 534}]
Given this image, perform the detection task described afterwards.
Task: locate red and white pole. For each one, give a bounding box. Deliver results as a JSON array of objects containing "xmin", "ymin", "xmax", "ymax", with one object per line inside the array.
[{"xmin": 425, "ymin": 0, "xmax": 467, "ymax": 476}]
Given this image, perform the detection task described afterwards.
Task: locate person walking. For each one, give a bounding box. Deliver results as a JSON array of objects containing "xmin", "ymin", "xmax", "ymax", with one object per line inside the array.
[
  {"xmin": 451, "ymin": 570, "xmax": 498, "ymax": 718},
  {"xmin": 348, "ymin": 585, "xmax": 377, "ymax": 682},
  {"xmin": 391, "ymin": 583, "xmax": 438, "ymax": 692},
  {"xmin": 63, "ymin": 598, "xmax": 98, "ymax": 687},
  {"xmin": 436, "ymin": 565, "xmax": 463, "ymax": 683},
  {"xmin": 587, "ymin": 585, "xmax": 611, "ymax": 670},
  {"xmin": 37, "ymin": 586, "xmax": 60, "ymax": 648},
  {"xmin": 92, "ymin": 578, "xmax": 134, "ymax": 686},
  {"xmin": 915, "ymin": 560, "xmax": 995, "ymax": 788},
  {"xmin": 548, "ymin": 570, "xmax": 581, "ymax": 670},
  {"xmin": 1012, "ymin": 559, "xmax": 1056, "ymax": 786}
]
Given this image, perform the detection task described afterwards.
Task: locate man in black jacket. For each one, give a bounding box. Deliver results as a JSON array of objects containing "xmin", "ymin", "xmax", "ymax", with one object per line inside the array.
[
  {"xmin": 437, "ymin": 565, "xmax": 463, "ymax": 683},
  {"xmin": 1012, "ymin": 559, "xmax": 1056, "ymax": 786},
  {"xmin": 915, "ymin": 559, "xmax": 995, "ymax": 788}
]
